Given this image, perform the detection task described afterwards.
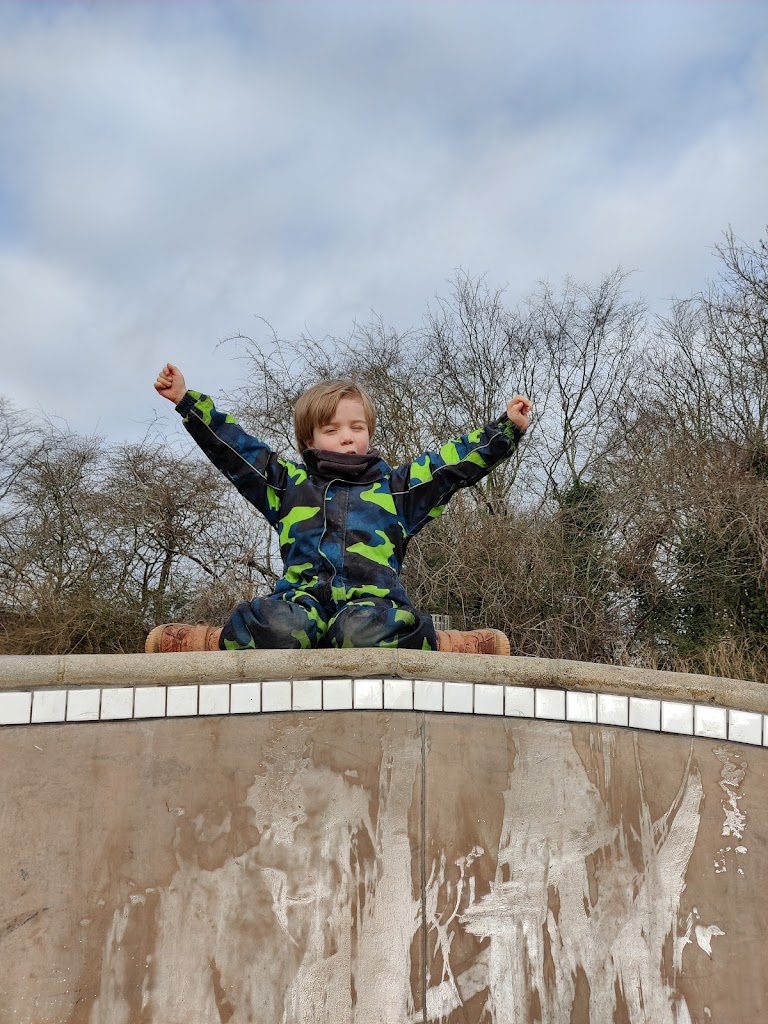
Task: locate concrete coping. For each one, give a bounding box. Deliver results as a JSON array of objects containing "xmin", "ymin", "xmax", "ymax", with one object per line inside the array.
[{"xmin": 0, "ymin": 649, "xmax": 765, "ymax": 715}]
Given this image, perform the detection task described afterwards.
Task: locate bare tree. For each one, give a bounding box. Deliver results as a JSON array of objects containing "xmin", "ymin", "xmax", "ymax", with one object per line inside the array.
[
  {"xmin": 601, "ymin": 228, "xmax": 768, "ymax": 675},
  {"xmin": 525, "ymin": 269, "xmax": 647, "ymax": 499},
  {"xmin": 3, "ymin": 231, "xmax": 765, "ymax": 677}
]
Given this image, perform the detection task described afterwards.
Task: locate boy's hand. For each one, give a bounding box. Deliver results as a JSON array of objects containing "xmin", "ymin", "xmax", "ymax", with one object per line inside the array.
[
  {"xmin": 506, "ymin": 395, "xmax": 532, "ymax": 432},
  {"xmin": 154, "ymin": 363, "xmax": 187, "ymax": 405}
]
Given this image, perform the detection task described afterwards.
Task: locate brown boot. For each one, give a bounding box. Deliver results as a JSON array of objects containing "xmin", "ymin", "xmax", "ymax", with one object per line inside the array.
[
  {"xmin": 436, "ymin": 629, "xmax": 510, "ymax": 656},
  {"xmin": 145, "ymin": 622, "xmax": 223, "ymax": 653}
]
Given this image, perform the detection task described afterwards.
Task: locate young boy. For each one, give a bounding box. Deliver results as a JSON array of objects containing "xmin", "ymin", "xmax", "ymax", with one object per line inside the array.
[{"xmin": 147, "ymin": 364, "xmax": 531, "ymax": 655}]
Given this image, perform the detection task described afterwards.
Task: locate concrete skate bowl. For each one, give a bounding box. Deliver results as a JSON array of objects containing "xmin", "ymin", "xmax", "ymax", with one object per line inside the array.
[{"xmin": 1, "ymin": 648, "xmax": 766, "ymax": 1024}]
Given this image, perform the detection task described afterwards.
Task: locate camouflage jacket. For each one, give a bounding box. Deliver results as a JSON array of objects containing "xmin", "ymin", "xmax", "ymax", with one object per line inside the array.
[{"xmin": 176, "ymin": 390, "xmax": 524, "ymax": 600}]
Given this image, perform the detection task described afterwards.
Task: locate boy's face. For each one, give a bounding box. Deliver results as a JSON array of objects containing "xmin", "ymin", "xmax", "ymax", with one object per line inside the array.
[{"xmin": 310, "ymin": 396, "xmax": 371, "ymax": 455}]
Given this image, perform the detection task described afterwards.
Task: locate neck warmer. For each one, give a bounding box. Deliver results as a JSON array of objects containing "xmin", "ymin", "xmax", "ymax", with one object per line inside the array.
[{"xmin": 304, "ymin": 448, "xmax": 384, "ymax": 483}]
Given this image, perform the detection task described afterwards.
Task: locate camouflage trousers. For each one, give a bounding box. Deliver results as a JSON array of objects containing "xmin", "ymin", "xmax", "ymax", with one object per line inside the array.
[{"xmin": 220, "ymin": 583, "xmax": 437, "ymax": 651}]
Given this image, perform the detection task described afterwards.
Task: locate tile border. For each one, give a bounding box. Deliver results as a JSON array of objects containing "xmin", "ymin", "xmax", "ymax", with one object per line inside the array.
[{"xmin": 0, "ymin": 679, "xmax": 764, "ymax": 747}]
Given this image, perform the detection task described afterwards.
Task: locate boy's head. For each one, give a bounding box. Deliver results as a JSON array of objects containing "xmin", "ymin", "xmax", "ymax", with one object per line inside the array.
[{"xmin": 295, "ymin": 380, "xmax": 377, "ymax": 456}]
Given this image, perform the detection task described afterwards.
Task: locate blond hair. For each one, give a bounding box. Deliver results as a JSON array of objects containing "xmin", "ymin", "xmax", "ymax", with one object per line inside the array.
[{"xmin": 294, "ymin": 380, "xmax": 377, "ymax": 455}]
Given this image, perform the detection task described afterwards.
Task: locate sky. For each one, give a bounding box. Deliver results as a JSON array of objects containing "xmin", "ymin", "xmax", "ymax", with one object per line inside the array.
[{"xmin": 0, "ymin": 0, "xmax": 766, "ymax": 443}]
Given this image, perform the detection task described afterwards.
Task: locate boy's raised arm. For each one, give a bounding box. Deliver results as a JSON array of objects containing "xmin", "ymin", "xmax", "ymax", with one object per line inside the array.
[
  {"xmin": 154, "ymin": 363, "xmax": 188, "ymax": 405},
  {"xmin": 154, "ymin": 370, "xmax": 291, "ymax": 528},
  {"xmin": 395, "ymin": 394, "xmax": 531, "ymax": 537}
]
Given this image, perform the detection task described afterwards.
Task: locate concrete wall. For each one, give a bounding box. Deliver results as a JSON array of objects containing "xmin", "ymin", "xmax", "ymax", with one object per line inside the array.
[{"xmin": 1, "ymin": 651, "xmax": 765, "ymax": 1023}]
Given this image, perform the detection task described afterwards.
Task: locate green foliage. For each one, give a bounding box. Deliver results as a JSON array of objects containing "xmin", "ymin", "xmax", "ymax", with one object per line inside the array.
[{"xmin": 673, "ymin": 518, "xmax": 768, "ymax": 660}]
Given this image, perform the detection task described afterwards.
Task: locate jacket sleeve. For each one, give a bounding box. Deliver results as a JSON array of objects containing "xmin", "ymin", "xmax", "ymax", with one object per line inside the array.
[
  {"xmin": 391, "ymin": 413, "xmax": 525, "ymax": 536},
  {"xmin": 176, "ymin": 390, "xmax": 292, "ymax": 528}
]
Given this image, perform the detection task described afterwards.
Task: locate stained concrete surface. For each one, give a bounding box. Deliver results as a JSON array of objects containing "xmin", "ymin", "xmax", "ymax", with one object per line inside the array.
[{"xmin": 1, "ymin": 705, "xmax": 766, "ymax": 1023}]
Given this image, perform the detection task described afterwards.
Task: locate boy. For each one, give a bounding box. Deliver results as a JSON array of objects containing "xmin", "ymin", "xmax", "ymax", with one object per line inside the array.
[{"xmin": 146, "ymin": 364, "xmax": 531, "ymax": 655}]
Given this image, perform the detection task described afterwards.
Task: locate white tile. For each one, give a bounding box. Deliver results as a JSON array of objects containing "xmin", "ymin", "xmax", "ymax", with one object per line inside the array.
[
  {"xmin": 661, "ymin": 701, "xmax": 694, "ymax": 736},
  {"xmin": 384, "ymin": 678, "xmax": 413, "ymax": 710},
  {"xmin": 134, "ymin": 687, "xmax": 166, "ymax": 719},
  {"xmin": 31, "ymin": 690, "xmax": 67, "ymax": 724},
  {"xmin": 414, "ymin": 679, "xmax": 443, "ymax": 712},
  {"xmin": 0, "ymin": 691, "xmax": 32, "ymax": 725},
  {"xmin": 597, "ymin": 693, "xmax": 629, "ymax": 727},
  {"xmin": 474, "ymin": 683, "xmax": 504, "ymax": 716},
  {"xmin": 293, "ymin": 678, "xmax": 322, "ymax": 711},
  {"xmin": 262, "ymin": 680, "xmax": 292, "ymax": 713},
  {"xmin": 67, "ymin": 688, "xmax": 100, "ymax": 722},
  {"xmin": 504, "ymin": 686, "xmax": 535, "ymax": 718},
  {"xmin": 535, "ymin": 689, "xmax": 566, "ymax": 721},
  {"xmin": 728, "ymin": 709, "xmax": 763, "ymax": 746},
  {"xmin": 354, "ymin": 678, "xmax": 383, "ymax": 710},
  {"xmin": 765, "ymin": 715, "xmax": 768, "ymax": 748},
  {"xmin": 166, "ymin": 685, "xmax": 198, "ymax": 718},
  {"xmin": 199, "ymin": 684, "xmax": 230, "ymax": 716},
  {"xmin": 101, "ymin": 688, "xmax": 134, "ymax": 721},
  {"xmin": 629, "ymin": 697, "xmax": 661, "ymax": 732},
  {"xmin": 695, "ymin": 705, "xmax": 727, "ymax": 740},
  {"xmin": 230, "ymin": 682, "xmax": 261, "ymax": 715},
  {"xmin": 443, "ymin": 682, "xmax": 473, "ymax": 714},
  {"xmin": 566, "ymin": 691, "xmax": 597, "ymax": 723},
  {"xmin": 323, "ymin": 678, "xmax": 353, "ymax": 710}
]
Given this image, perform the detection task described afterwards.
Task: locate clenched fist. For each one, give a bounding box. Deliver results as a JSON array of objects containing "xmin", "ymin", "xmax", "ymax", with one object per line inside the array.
[{"xmin": 154, "ymin": 363, "xmax": 187, "ymax": 405}]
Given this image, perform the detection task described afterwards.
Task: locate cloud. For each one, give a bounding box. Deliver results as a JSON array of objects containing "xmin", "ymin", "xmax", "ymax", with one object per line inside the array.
[{"xmin": 0, "ymin": 1, "xmax": 765, "ymax": 439}]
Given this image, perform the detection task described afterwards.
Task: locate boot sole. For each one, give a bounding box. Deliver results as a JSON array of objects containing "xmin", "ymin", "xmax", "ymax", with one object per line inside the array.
[
  {"xmin": 492, "ymin": 633, "xmax": 511, "ymax": 656},
  {"xmin": 144, "ymin": 626, "xmax": 164, "ymax": 654}
]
